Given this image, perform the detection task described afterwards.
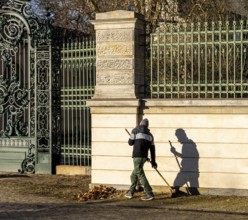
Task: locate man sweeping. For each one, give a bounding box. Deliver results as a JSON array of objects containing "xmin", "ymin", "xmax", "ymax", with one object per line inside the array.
[{"xmin": 125, "ymin": 118, "xmax": 157, "ymax": 201}]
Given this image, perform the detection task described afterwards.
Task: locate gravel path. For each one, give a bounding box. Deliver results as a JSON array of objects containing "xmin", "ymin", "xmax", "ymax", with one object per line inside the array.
[{"xmin": 1, "ymin": 172, "xmax": 248, "ymax": 219}]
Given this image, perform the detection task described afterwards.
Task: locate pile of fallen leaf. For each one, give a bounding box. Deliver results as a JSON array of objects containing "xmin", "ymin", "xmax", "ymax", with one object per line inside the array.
[{"xmin": 73, "ymin": 184, "xmax": 125, "ymax": 202}]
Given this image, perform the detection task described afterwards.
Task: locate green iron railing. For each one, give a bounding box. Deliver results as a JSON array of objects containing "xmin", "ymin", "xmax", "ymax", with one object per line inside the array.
[
  {"xmin": 150, "ymin": 20, "xmax": 248, "ymax": 99},
  {"xmin": 61, "ymin": 37, "xmax": 96, "ymax": 166}
]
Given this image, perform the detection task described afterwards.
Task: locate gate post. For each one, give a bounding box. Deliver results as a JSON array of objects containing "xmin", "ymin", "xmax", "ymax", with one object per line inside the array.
[
  {"xmin": 91, "ymin": 10, "xmax": 145, "ymax": 99},
  {"xmin": 34, "ymin": 39, "xmax": 53, "ymax": 174},
  {"xmin": 87, "ymin": 11, "xmax": 146, "ymax": 188},
  {"xmin": 34, "ymin": 14, "xmax": 60, "ymax": 174}
]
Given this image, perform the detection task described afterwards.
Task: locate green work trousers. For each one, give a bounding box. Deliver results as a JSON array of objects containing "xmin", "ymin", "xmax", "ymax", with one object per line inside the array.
[{"xmin": 129, "ymin": 157, "xmax": 153, "ymax": 196}]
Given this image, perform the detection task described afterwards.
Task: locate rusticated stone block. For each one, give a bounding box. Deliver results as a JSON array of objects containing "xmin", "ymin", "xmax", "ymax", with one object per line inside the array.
[
  {"xmin": 97, "ymin": 59, "xmax": 133, "ymax": 70},
  {"xmin": 96, "ymin": 71, "xmax": 133, "ymax": 85}
]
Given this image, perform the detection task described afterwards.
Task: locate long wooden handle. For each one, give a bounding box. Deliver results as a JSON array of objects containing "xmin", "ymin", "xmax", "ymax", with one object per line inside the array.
[
  {"xmin": 125, "ymin": 128, "xmax": 131, "ymax": 136},
  {"xmin": 154, "ymin": 167, "xmax": 174, "ymax": 193}
]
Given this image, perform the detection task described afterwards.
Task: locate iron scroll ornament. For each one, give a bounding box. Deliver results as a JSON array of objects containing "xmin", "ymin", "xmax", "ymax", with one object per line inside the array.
[
  {"xmin": 18, "ymin": 143, "xmax": 35, "ymax": 174},
  {"xmin": 0, "ymin": 75, "xmax": 29, "ymax": 137},
  {"xmin": 0, "ymin": 14, "xmax": 25, "ymax": 64},
  {"xmin": 0, "ymin": 0, "xmax": 51, "ymax": 63}
]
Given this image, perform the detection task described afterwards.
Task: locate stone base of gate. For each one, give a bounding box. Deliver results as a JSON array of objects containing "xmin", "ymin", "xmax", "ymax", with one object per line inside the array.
[{"xmin": 56, "ymin": 165, "xmax": 91, "ymax": 176}]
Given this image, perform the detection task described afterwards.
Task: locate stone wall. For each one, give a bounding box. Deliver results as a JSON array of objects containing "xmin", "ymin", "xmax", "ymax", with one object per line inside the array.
[{"xmin": 88, "ymin": 99, "xmax": 248, "ymax": 195}]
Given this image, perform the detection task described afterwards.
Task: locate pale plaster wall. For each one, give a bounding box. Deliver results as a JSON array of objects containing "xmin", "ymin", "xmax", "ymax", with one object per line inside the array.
[
  {"xmin": 142, "ymin": 100, "xmax": 248, "ymax": 192},
  {"xmin": 90, "ymin": 99, "xmax": 248, "ymax": 194},
  {"xmin": 87, "ymin": 99, "xmax": 141, "ymax": 187}
]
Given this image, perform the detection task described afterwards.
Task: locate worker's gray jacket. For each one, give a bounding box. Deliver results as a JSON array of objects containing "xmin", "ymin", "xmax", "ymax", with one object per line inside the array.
[{"xmin": 128, "ymin": 125, "xmax": 156, "ymax": 162}]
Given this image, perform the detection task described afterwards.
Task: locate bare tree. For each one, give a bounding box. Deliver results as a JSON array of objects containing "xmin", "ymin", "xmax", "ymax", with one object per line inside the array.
[
  {"xmin": 32, "ymin": 0, "xmax": 168, "ymax": 35},
  {"xmin": 177, "ymin": 0, "xmax": 240, "ymax": 22},
  {"xmin": 31, "ymin": 0, "xmax": 243, "ymax": 38}
]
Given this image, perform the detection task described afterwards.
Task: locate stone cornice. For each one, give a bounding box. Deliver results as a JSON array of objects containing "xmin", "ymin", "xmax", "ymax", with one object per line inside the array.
[{"xmin": 145, "ymin": 99, "xmax": 248, "ymax": 107}]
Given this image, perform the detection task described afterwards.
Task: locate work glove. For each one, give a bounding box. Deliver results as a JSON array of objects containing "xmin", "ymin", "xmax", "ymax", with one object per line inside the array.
[{"xmin": 151, "ymin": 161, "xmax": 157, "ymax": 169}]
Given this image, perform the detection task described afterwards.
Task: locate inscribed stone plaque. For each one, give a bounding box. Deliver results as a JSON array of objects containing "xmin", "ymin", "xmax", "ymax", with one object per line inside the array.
[
  {"xmin": 96, "ymin": 30, "xmax": 133, "ymax": 42},
  {"xmin": 97, "ymin": 42, "xmax": 133, "ymax": 56}
]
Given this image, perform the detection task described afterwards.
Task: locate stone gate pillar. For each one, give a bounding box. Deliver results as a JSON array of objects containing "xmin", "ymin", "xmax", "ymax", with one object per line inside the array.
[
  {"xmin": 87, "ymin": 11, "xmax": 146, "ymax": 188},
  {"xmin": 91, "ymin": 10, "xmax": 145, "ymax": 99}
]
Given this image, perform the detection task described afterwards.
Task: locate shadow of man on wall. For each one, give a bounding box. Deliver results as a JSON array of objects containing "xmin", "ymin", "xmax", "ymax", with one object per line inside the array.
[{"xmin": 170, "ymin": 128, "xmax": 200, "ymax": 195}]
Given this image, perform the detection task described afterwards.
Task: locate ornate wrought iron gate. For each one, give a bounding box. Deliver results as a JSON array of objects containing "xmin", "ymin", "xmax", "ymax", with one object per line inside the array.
[{"xmin": 0, "ymin": 0, "xmax": 60, "ymax": 174}]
